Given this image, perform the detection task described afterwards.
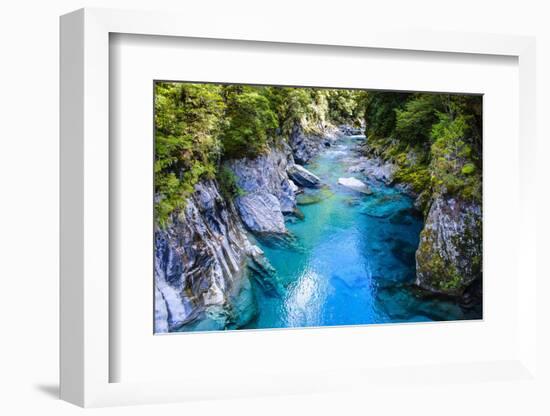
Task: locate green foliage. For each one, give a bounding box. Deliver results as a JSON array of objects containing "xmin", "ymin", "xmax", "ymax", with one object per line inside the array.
[
  {"xmin": 154, "ymin": 82, "xmax": 225, "ymax": 225},
  {"xmin": 461, "ymin": 163, "xmax": 476, "ymax": 175},
  {"xmin": 261, "ymin": 87, "xmax": 310, "ymax": 135},
  {"xmin": 393, "ymin": 165, "xmax": 431, "ymax": 194},
  {"xmin": 327, "ymin": 89, "xmax": 367, "ymax": 126},
  {"xmin": 267, "ymin": 87, "xmax": 368, "ymax": 136},
  {"xmin": 221, "ymin": 88, "xmax": 278, "ymax": 158},
  {"xmin": 430, "ymin": 113, "xmax": 481, "ymax": 202},
  {"xmin": 364, "ymin": 91, "xmax": 410, "ymax": 140},
  {"xmin": 217, "ymin": 166, "xmax": 244, "ymax": 200},
  {"xmin": 394, "ymin": 94, "xmax": 442, "ymax": 144},
  {"xmin": 363, "ymin": 92, "xmax": 482, "ymax": 205}
]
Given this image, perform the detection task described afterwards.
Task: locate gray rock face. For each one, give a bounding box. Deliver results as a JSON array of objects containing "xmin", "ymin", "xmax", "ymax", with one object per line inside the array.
[
  {"xmin": 287, "ymin": 164, "xmax": 321, "ymax": 188},
  {"xmin": 347, "ymin": 156, "xmax": 396, "ymax": 185},
  {"xmin": 338, "ymin": 124, "xmax": 364, "ymax": 136},
  {"xmin": 289, "ymin": 124, "xmax": 321, "ymax": 164},
  {"xmin": 289, "ymin": 123, "xmax": 341, "ymax": 164},
  {"xmin": 415, "ymin": 196, "xmax": 482, "ymax": 296},
  {"xmin": 289, "ymin": 122, "xmax": 364, "ymax": 164},
  {"xmin": 235, "ymin": 191, "xmax": 286, "ymax": 233},
  {"xmin": 154, "ymin": 180, "xmax": 261, "ymax": 333},
  {"xmin": 229, "ymin": 148, "xmax": 298, "ymax": 234}
]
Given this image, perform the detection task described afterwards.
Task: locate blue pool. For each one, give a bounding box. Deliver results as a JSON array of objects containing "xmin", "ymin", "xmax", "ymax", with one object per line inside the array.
[{"xmin": 244, "ymin": 135, "xmax": 472, "ymax": 329}]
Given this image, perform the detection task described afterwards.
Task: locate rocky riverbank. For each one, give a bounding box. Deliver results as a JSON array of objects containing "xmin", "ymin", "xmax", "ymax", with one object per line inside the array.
[
  {"xmin": 289, "ymin": 122, "xmax": 361, "ymax": 164},
  {"xmin": 154, "ymin": 180, "xmax": 274, "ymax": 332},
  {"xmin": 415, "ymin": 196, "xmax": 482, "ymax": 297},
  {"xmin": 358, "ymin": 137, "xmax": 482, "ymax": 302},
  {"xmin": 154, "ymin": 131, "xmax": 332, "ymax": 331}
]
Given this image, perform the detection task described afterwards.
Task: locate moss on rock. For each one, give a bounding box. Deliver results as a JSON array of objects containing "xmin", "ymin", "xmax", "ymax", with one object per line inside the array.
[{"xmin": 415, "ymin": 196, "xmax": 482, "ymax": 297}]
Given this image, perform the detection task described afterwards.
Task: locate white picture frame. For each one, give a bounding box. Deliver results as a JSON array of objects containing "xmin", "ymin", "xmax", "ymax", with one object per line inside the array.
[{"xmin": 60, "ymin": 7, "xmax": 538, "ymax": 408}]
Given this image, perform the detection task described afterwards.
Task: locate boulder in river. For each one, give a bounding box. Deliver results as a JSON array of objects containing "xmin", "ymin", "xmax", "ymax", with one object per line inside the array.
[
  {"xmin": 287, "ymin": 164, "xmax": 322, "ymax": 188},
  {"xmin": 337, "ymin": 177, "xmax": 373, "ymax": 194},
  {"xmin": 235, "ymin": 191, "xmax": 286, "ymax": 233},
  {"xmin": 347, "ymin": 157, "xmax": 396, "ymax": 185},
  {"xmin": 338, "ymin": 124, "xmax": 364, "ymax": 136},
  {"xmin": 229, "ymin": 148, "xmax": 298, "ymax": 233}
]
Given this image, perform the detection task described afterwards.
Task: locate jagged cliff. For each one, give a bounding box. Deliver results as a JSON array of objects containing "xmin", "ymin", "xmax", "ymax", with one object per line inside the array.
[
  {"xmin": 154, "ymin": 180, "xmax": 267, "ymax": 332},
  {"xmin": 228, "ymin": 142, "xmax": 322, "ymax": 234},
  {"xmin": 154, "ymin": 143, "xmax": 323, "ymax": 332},
  {"xmin": 228, "ymin": 146, "xmax": 296, "ymax": 234},
  {"xmin": 415, "ymin": 196, "xmax": 482, "ymax": 296},
  {"xmin": 359, "ymin": 140, "xmax": 482, "ymax": 300},
  {"xmin": 289, "ymin": 122, "xmax": 344, "ymax": 164}
]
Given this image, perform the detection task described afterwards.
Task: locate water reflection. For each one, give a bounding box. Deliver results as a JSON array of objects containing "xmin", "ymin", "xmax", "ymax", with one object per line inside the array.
[{"xmin": 284, "ymin": 267, "xmax": 325, "ymax": 327}]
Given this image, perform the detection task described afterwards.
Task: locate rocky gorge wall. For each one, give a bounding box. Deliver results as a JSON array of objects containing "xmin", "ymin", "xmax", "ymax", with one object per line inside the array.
[
  {"xmin": 227, "ymin": 146, "xmax": 296, "ymax": 234},
  {"xmin": 154, "ymin": 135, "xmax": 325, "ymax": 332},
  {"xmin": 154, "ymin": 180, "xmax": 265, "ymax": 332},
  {"xmin": 228, "ymin": 142, "xmax": 322, "ymax": 235},
  {"xmin": 358, "ymin": 142, "xmax": 482, "ymax": 301},
  {"xmin": 154, "ymin": 118, "xmax": 481, "ymax": 332},
  {"xmin": 415, "ymin": 196, "xmax": 482, "ymax": 297},
  {"xmin": 289, "ymin": 122, "xmax": 356, "ymax": 164}
]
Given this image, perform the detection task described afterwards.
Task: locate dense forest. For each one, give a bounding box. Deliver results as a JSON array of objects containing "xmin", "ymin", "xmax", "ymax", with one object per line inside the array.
[{"xmin": 363, "ymin": 92, "xmax": 482, "ymax": 211}]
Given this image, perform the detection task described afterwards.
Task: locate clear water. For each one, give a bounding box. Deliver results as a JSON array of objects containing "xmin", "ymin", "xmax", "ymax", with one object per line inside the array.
[{"xmin": 243, "ymin": 135, "xmax": 475, "ymax": 330}]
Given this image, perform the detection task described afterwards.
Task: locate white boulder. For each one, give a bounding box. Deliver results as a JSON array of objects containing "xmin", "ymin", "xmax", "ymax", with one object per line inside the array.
[{"xmin": 338, "ymin": 177, "xmax": 373, "ymax": 194}]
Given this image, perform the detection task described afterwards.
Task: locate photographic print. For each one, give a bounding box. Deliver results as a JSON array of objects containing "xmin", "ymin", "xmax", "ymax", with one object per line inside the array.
[{"xmin": 154, "ymin": 82, "xmax": 482, "ymax": 333}]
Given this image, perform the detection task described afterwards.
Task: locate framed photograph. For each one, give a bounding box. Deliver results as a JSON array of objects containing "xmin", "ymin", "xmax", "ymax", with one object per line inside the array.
[
  {"xmin": 151, "ymin": 81, "xmax": 484, "ymax": 334},
  {"xmin": 60, "ymin": 8, "xmax": 538, "ymax": 407}
]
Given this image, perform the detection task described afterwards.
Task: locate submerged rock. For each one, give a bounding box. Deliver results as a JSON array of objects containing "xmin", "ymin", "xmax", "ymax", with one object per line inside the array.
[
  {"xmin": 360, "ymin": 194, "xmax": 409, "ymax": 218},
  {"xmin": 287, "ymin": 164, "xmax": 322, "ymax": 188},
  {"xmin": 292, "ymin": 207, "xmax": 305, "ymax": 220},
  {"xmin": 388, "ymin": 207, "xmax": 422, "ymax": 225},
  {"xmin": 390, "ymin": 238, "xmax": 418, "ymax": 266},
  {"xmin": 415, "ymin": 196, "xmax": 482, "ymax": 297},
  {"xmin": 337, "ymin": 177, "xmax": 373, "ymax": 194},
  {"xmin": 296, "ymin": 188, "xmax": 333, "ymax": 206},
  {"xmin": 247, "ymin": 251, "xmax": 284, "ymax": 298}
]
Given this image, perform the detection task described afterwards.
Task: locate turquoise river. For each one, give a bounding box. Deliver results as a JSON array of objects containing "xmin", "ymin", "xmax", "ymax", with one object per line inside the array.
[
  {"xmin": 244, "ymin": 134, "xmax": 478, "ymax": 329},
  {"xmin": 180, "ymin": 134, "xmax": 479, "ymax": 332}
]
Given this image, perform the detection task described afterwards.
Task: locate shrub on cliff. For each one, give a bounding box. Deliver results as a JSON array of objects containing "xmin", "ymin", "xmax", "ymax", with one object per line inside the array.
[
  {"xmin": 154, "ymin": 82, "xmax": 225, "ymax": 225},
  {"xmin": 221, "ymin": 87, "xmax": 278, "ymax": 159},
  {"xmin": 363, "ymin": 92, "xmax": 482, "ymax": 205},
  {"xmin": 429, "ymin": 112, "xmax": 482, "ymax": 203}
]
